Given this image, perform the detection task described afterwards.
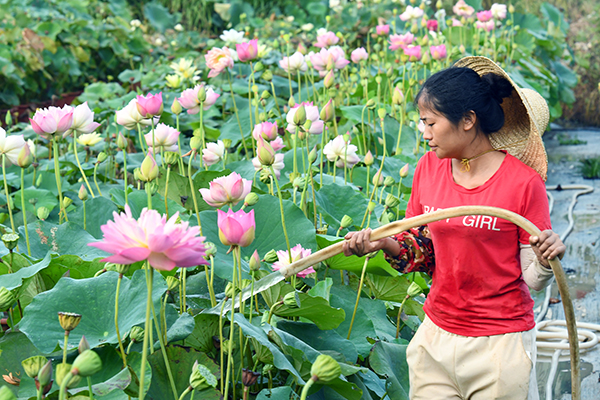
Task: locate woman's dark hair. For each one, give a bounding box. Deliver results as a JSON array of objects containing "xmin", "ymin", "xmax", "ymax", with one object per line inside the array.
[{"xmin": 414, "ymin": 67, "xmax": 513, "ymax": 135}]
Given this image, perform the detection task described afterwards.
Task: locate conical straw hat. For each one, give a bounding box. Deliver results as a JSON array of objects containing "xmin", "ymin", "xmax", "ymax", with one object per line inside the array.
[{"xmin": 453, "ymin": 56, "xmax": 550, "ymax": 181}]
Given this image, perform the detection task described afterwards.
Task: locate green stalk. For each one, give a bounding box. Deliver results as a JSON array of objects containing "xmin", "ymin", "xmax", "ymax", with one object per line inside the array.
[
  {"xmin": 2, "ymin": 155, "xmax": 17, "ymax": 244},
  {"xmin": 151, "ymin": 300, "xmax": 179, "ymax": 400},
  {"xmin": 292, "ymin": 126, "xmax": 299, "ymax": 175},
  {"xmin": 164, "ymin": 165, "xmax": 171, "ymax": 218},
  {"xmin": 93, "ymin": 163, "xmax": 102, "ymax": 196},
  {"xmin": 62, "ymin": 331, "xmax": 69, "ymax": 364},
  {"xmin": 199, "ymin": 103, "xmax": 206, "ymax": 155},
  {"xmin": 58, "ymin": 371, "xmax": 73, "ymax": 400},
  {"xmin": 137, "ymin": 123, "xmax": 147, "ymax": 155},
  {"xmin": 20, "ymin": 168, "xmax": 31, "ymax": 256},
  {"xmin": 178, "ymin": 386, "xmax": 192, "ymax": 400},
  {"xmin": 269, "ymin": 166, "xmax": 291, "ymax": 262},
  {"xmin": 87, "ymin": 376, "xmax": 94, "ymax": 400},
  {"xmin": 395, "ymin": 296, "xmax": 408, "ymax": 339},
  {"xmin": 182, "ymin": 268, "xmax": 187, "ymax": 312},
  {"xmin": 223, "ymin": 245, "xmax": 239, "ymax": 400},
  {"xmin": 123, "ymin": 149, "xmax": 128, "ymax": 205},
  {"xmin": 205, "ymin": 261, "xmax": 216, "ymax": 307},
  {"xmin": 186, "ymin": 150, "xmax": 202, "ymax": 234},
  {"xmin": 299, "ymin": 378, "xmax": 316, "ymax": 400},
  {"xmin": 270, "ymin": 81, "xmax": 282, "ymax": 119},
  {"xmin": 138, "ymin": 266, "xmax": 153, "ymax": 400},
  {"xmin": 226, "ymin": 70, "xmax": 249, "ymax": 158},
  {"xmin": 36, "ymin": 386, "xmax": 43, "ymax": 400},
  {"xmin": 347, "ymin": 256, "xmax": 370, "ymax": 339},
  {"xmin": 297, "ymin": 70, "xmax": 302, "ymax": 102},
  {"xmin": 360, "ymin": 105, "xmax": 368, "ymax": 155},
  {"xmin": 394, "ymin": 108, "xmax": 405, "ymax": 155},
  {"xmin": 83, "ymin": 200, "xmax": 87, "ymax": 229},
  {"xmin": 235, "ymin": 246, "xmax": 245, "ymax": 380},
  {"xmin": 319, "ymin": 124, "xmax": 327, "ymax": 186},
  {"xmin": 218, "ymin": 299, "xmax": 226, "ymax": 393},
  {"xmin": 247, "ymin": 64, "xmax": 254, "ymax": 148},
  {"xmin": 53, "ymin": 138, "xmax": 68, "ymax": 222},
  {"xmin": 115, "ymin": 274, "xmax": 128, "ymax": 367},
  {"xmin": 72, "ymin": 134, "xmax": 95, "ymax": 198},
  {"xmin": 162, "ymin": 292, "xmax": 168, "ymax": 336}
]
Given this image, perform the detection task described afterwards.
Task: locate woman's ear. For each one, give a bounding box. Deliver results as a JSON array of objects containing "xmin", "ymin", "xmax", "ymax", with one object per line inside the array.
[{"xmin": 462, "ymin": 110, "xmax": 477, "ymax": 131}]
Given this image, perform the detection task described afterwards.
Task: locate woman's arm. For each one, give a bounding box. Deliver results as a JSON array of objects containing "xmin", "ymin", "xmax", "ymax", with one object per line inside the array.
[{"xmin": 521, "ymin": 230, "xmax": 566, "ymax": 291}]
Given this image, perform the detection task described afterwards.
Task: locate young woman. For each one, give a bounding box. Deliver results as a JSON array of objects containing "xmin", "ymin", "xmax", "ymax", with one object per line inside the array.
[{"xmin": 342, "ymin": 56, "xmax": 566, "ymax": 400}]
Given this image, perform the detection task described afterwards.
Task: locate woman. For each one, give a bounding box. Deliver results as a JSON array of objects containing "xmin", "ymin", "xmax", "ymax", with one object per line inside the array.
[{"xmin": 342, "ymin": 56, "xmax": 566, "ymax": 400}]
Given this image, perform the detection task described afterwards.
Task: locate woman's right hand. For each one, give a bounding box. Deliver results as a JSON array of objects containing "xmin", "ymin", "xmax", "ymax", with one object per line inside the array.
[{"xmin": 343, "ymin": 228, "xmax": 399, "ymax": 257}]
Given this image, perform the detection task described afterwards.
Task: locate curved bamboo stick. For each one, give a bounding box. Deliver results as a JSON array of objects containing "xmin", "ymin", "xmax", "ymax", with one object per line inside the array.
[{"xmin": 278, "ymin": 205, "xmax": 581, "ymax": 400}]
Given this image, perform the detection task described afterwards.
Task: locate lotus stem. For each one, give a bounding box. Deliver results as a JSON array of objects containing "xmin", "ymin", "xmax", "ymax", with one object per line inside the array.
[
  {"xmin": 151, "ymin": 300, "xmax": 179, "ymax": 400},
  {"xmin": 347, "ymin": 255, "xmax": 370, "ymax": 339},
  {"xmin": 2, "ymin": 155, "xmax": 17, "ymax": 243},
  {"xmin": 269, "ymin": 167, "xmax": 291, "ymax": 262},
  {"xmin": 226, "ymin": 70, "xmax": 249, "ymax": 158},
  {"xmin": 136, "ymin": 123, "xmax": 146, "ymax": 155},
  {"xmin": 178, "ymin": 386, "xmax": 192, "ymax": 400},
  {"xmin": 395, "ymin": 296, "xmax": 408, "ymax": 339},
  {"xmin": 20, "ymin": 168, "xmax": 30, "ymax": 256},
  {"xmin": 93, "ymin": 162, "xmax": 102, "ymax": 196},
  {"xmin": 299, "ymin": 378, "xmax": 316, "ymax": 400},
  {"xmin": 115, "ymin": 273, "xmax": 127, "ymax": 367},
  {"xmin": 72, "ymin": 134, "xmax": 95, "ymax": 198},
  {"xmin": 186, "ymin": 150, "xmax": 202, "ymax": 234},
  {"xmin": 123, "ymin": 149, "xmax": 128, "ymax": 205},
  {"xmin": 138, "ymin": 266, "xmax": 153, "ymax": 400},
  {"xmin": 52, "ymin": 139, "xmax": 68, "ymax": 222}
]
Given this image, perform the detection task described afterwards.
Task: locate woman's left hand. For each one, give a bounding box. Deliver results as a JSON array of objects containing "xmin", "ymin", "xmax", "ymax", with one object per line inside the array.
[{"xmin": 529, "ymin": 230, "xmax": 566, "ymax": 268}]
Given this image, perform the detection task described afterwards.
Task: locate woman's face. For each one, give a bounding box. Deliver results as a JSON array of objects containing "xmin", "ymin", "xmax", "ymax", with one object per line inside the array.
[{"xmin": 418, "ymin": 100, "xmax": 474, "ymax": 159}]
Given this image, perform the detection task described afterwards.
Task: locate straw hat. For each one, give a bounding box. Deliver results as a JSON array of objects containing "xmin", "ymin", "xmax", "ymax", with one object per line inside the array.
[{"xmin": 453, "ymin": 56, "xmax": 550, "ymax": 181}]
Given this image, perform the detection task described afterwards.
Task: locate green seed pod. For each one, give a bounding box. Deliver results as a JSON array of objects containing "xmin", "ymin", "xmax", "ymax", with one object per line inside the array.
[
  {"xmin": 224, "ymin": 282, "xmax": 236, "ymax": 299},
  {"xmin": 310, "ymin": 354, "xmax": 342, "ymax": 383},
  {"xmin": 244, "ymin": 192, "xmax": 259, "ymax": 207},
  {"xmin": 78, "ymin": 335, "xmax": 90, "ymax": 354},
  {"xmin": 71, "ymin": 350, "xmax": 102, "ymax": 377},
  {"xmin": 63, "ymin": 197, "xmax": 73, "ymax": 208},
  {"xmin": 0, "ymin": 287, "xmax": 14, "ymax": 311},
  {"xmin": 97, "ymin": 152, "xmax": 108, "ymax": 164},
  {"xmin": 130, "ymin": 326, "xmax": 144, "ymax": 342},
  {"xmin": 262, "ymin": 70, "xmax": 273, "ymax": 81},
  {"xmin": 166, "ymin": 276, "xmax": 180, "ymax": 292},
  {"xmin": 37, "ymin": 206, "xmax": 50, "ymax": 221},
  {"xmin": 340, "ymin": 215, "xmax": 353, "ymax": 229},
  {"xmin": 384, "ymin": 176, "xmax": 395, "ymax": 187},
  {"xmin": 164, "ymin": 151, "xmax": 179, "ymax": 166},
  {"xmin": 263, "ymin": 249, "xmax": 278, "ymax": 263},
  {"xmin": 222, "ymin": 339, "xmax": 236, "ymax": 355},
  {"xmin": 366, "ymin": 99, "xmax": 376, "ymax": 109},
  {"xmin": 115, "ymin": 264, "xmax": 130, "ymax": 275},
  {"xmin": 58, "ymin": 312, "xmax": 82, "ymax": 332},
  {"xmin": 21, "ymin": 356, "xmax": 48, "ymax": 379},
  {"xmin": 204, "ymin": 242, "xmax": 217, "ymax": 257},
  {"xmin": 55, "ymin": 363, "xmax": 81, "ymax": 388},
  {"xmin": 189, "ymin": 136, "xmax": 202, "ymax": 151},
  {"xmin": 283, "ymin": 291, "xmax": 300, "ymax": 308},
  {"xmin": 407, "ymin": 281, "xmax": 423, "ymax": 298},
  {"xmin": 385, "ymin": 193, "xmax": 400, "ymax": 209},
  {"xmin": 253, "ymin": 61, "xmax": 264, "ymax": 72},
  {"xmin": 2, "ymin": 233, "xmax": 19, "ymax": 251},
  {"xmin": 189, "ymin": 360, "xmax": 218, "ymax": 390},
  {"xmin": 367, "ymin": 201, "xmax": 376, "ymax": 213}
]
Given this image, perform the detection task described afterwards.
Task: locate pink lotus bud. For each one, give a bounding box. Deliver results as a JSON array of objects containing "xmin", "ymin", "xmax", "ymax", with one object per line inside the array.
[
  {"xmin": 293, "ymin": 104, "xmax": 307, "ymax": 125},
  {"xmin": 199, "ymin": 172, "xmax": 252, "ymax": 208},
  {"xmin": 139, "ymin": 154, "xmax": 158, "ymax": 182},
  {"xmin": 430, "ymin": 45, "xmax": 447, "ymax": 60},
  {"xmin": 320, "ymin": 98, "xmax": 334, "ymax": 122},
  {"xmin": 364, "ymin": 150, "xmax": 374, "ymax": 166},
  {"xmin": 217, "ymin": 209, "xmax": 256, "ymax": 247},
  {"xmin": 426, "ymin": 19, "xmax": 438, "ymax": 31},
  {"xmin": 351, "ymin": 47, "xmax": 368, "ymax": 63},
  {"xmin": 136, "ymin": 92, "xmax": 164, "ymax": 118},
  {"xmin": 256, "ymin": 136, "xmax": 275, "ymax": 166},
  {"xmin": 376, "ymin": 24, "xmax": 390, "ymax": 36},
  {"xmin": 399, "ymin": 163, "xmax": 409, "ymax": 178},
  {"xmin": 323, "ymin": 70, "xmax": 335, "ymax": 89},
  {"xmin": 16, "ymin": 143, "xmax": 33, "ymax": 168},
  {"xmin": 249, "ymin": 250, "xmax": 261, "ymax": 271},
  {"xmin": 477, "ymin": 10, "xmax": 493, "ymax": 22},
  {"xmin": 252, "ymin": 121, "xmax": 278, "ymax": 141},
  {"xmin": 236, "ymin": 39, "xmax": 259, "ymax": 62},
  {"xmin": 392, "ymin": 85, "xmax": 404, "ymax": 105}
]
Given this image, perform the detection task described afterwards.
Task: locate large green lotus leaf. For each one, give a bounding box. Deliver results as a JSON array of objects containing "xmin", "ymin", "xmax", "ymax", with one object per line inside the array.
[
  {"xmin": 356, "ymin": 370, "xmax": 387, "ymax": 398},
  {"xmin": 368, "ymin": 340, "xmax": 410, "ymax": 400},
  {"xmin": 146, "ymin": 345, "xmax": 220, "ymax": 400},
  {"xmin": 0, "ymin": 332, "xmax": 40, "ymax": 397},
  {"xmin": 199, "ymin": 194, "xmax": 317, "ymax": 282},
  {"xmin": 18, "ymin": 220, "xmax": 108, "ymax": 261},
  {"xmin": 1, "ymin": 252, "xmax": 51, "ymax": 290},
  {"xmin": 68, "ymin": 197, "xmax": 118, "ymax": 239},
  {"xmin": 185, "ymin": 313, "xmax": 220, "ymax": 353},
  {"xmin": 234, "ymin": 314, "xmax": 304, "ymax": 383},
  {"xmin": 256, "ymin": 387, "xmax": 294, "ymax": 400},
  {"xmin": 13, "ymin": 188, "xmax": 59, "ymax": 214},
  {"xmin": 107, "ymin": 189, "xmax": 187, "ymax": 220},
  {"xmin": 315, "ymin": 235, "xmax": 398, "ymax": 277},
  {"xmin": 19, "ymin": 270, "xmax": 167, "ymax": 353},
  {"xmin": 366, "ymin": 273, "xmax": 411, "ymax": 302},
  {"xmin": 314, "ymin": 183, "xmax": 372, "ymax": 231},
  {"xmin": 271, "ymin": 292, "xmax": 345, "ymax": 330},
  {"xmin": 276, "ymin": 320, "xmax": 358, "ymax": 363},
  {"xmin": 308, "ymin": 277, "xmax": 333, "ymax": 300}
]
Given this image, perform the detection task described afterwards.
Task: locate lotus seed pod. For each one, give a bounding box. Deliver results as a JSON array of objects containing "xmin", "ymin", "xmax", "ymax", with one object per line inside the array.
[
  {"xmin": 55, "ymin": 363, "xmax": 81, "ymax": 388},
  {"xmin": 71, "ymin": 350, "xmax": 102, "ymax": 377},
  {"xmin": 115, "ymin": 264, "xmax": 130, "ymax": 275},
  {"xmin": 407, "ymin": 281, "xmax": 423, "ymax": 298},
  {"xmin": 260, "ymin": 90, "xmax": 271, "ymax": 100},
  {"xmin": 242, "ymin": 368, "xmax": 261, "ymax": 387},
  {"xmin": 340, "ymin": 215, "xmax": 353, "ymax": 229},
  {"xmin": 166, "ymin": 276, "xmax": 180, "ymax": 292},
  {"xmin": 249, "ymin": 250, "xmax": 261, "ymax": 272},
  {"xmin": 171, "ymin": 98, "xmax": 183, "ymax": 115},
  {"xmin": 310, "ymin": 354, "xmax": 342, "ymax": 383},
  {"xmin": 0, "ymin": 287, "xmax": 14, "ymax": 311},
  {"xmin": 37, "ymin": 360, "xmax": 53, "ymax": 387},
  {"xmin": 224, "ymin": 282, "xmax": 236, "ymax": 299},
  {"xmin": 63, "ymin": 197, "xmax": 73, "ymax": 208},
  {"xmin": 0, "ymin": 385, "xmax": 17, "ymax": 400},
  {"xmin": 78, "ymin": 184, "xmax": 88, "ymax": 201},
  {"xmin": 58, "ymin": 312, "xmax": 82, "ymax": 332},
  {"xmin": 367, "ymin": 201, "xmax": 376, "ymax": 213},
  {"xmin": 262, "ymin": 364, "xmax": 274, "ymax": 375},
  {"xmin": 366, "ymin": 99, "xmax": 376, "ymax": 108},
  {"xmin": 130, "ymin": 326, "xmax": 144, "ymax": 342},
  {"xmin": 164, "ymin": 151, "xmax": 179, "ymax": 166},
  {"xmin": 78, "ymin": 335, "xmax": 90, "ymax": 354},
  {"xmin": 263, "ymin": 249, "xmax": 278, "ymax": 263},
  {"xmin": 259, "ymin": 168, "xmax": 272, "ymax": 184},
  {"xmin": 97, "ymin": 152, "xmax": 108, "ymax": 164},
  {"xmin": 189, "ymin": 136, "xmax": 202, "ymax": 151},
  {"xmin": 262, "ymin": 70, "xmax": 273, "ymax": 81},
  {"xmin": 384, "ymin": 176, "xmax": 395, "ymax": 187},
  {"xmin": 21, "ymin": 356, "xmax": 48, "ymax": 379},
  {"xmin": 37, "ymin": 206, "xmax": 50, "ymax": 221},
  {"xmin": 385, "ymin": 193, "xmax": 400, "ymax": 209},
  {"xmin": 2, "ymin": 233, "xmax": 19, "ymax": 251},
  {"xmin": 197, "ymin": 85, "xmax": 207, "ymax": 103},
  {"xmin": 293, "ymin": 176, "xmax": 306, "ymax": 189},
  {"xmin": 377, "ymin": 108, "xmax": 386, "ymax": 120},
  {"xmin": 283, "ymin": 291, "xmax": 300, "ymax": 308},
  {"xmin": 145, "ymin": 180, "xmax": 159, "ymax": 195},
  {"xmin": 133, "ymin": 168, "xmax": 142, "ymax": 182},
  {"xmin": 189, "ymin": 360, "xmax": 217, "ymax": 390},
  {"xmin": 222, "ymin": 339, "xmax": 236, "ymax": 354},
  {"xmin": 204, "ymin": 242, "xmax": 217, "ymax": 257}
]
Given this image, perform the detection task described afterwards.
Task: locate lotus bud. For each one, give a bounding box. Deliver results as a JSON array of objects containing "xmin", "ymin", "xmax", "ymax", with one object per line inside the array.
[
  {"xmin": 189, "ymin": 361, "xmax": 217, "ymax": 390},
  {"xmin": 4, "ymin": 111, "xmax": 12, "ymax": 127},
  {"xmin": 411, "ymin": 22, "xmax": 418, "ymax": 34},
  {"xmin": 407, "ymin": 281, "xmax": 423, "ymax": 298},
  {"xmin": 242, "ymin": 369, "xmax": 260, "ymax": 387},
  {"xmin": 77, "ymin": 184, "xmax": 88, "ymax": 201},
  {"xmin": 308, "ymin": 146, "xmax": 317, "ymax": 165},
  {"xmin": 17, "ymin": 145, "xmax": 33, "ymax": 168},
  {"xmin": 421, "ymin": 52, "xmax": 431, "ymax": 65},
  {"xmin": 310, "ymin": 354, "xmax": 342, "ymax": 383},
  {"xmin": 367, "ymin": 201, "xmax": 376, "ymax": 213},
  {"xmin": 35, "ymin": 173, "xmax": 43, "ymax": 187},
  {"xmin": 97, "ymin": 152, "xmax": 108, "ymax": 164},
  {"xmin": 171, "ymin": 98, "xmax": 183, "ymax": 115},
  {"xmin": 189, "ymin": 136, "xmax": 202, "ymax": 151},
  {"xmin": 76, "ymin": 336, "xmax": 90, "ymax": 354},
  {"xmin": 139, "ymin": 154, "xmax": 159, "ymax": 182},
  {"xmin": 363, "ymin": 151, "xmax": 374, "ymax": 166},
  {"xmin": 130, "ymin": 326, "xmax": 144, "ymax": 342},
  {"xmin": 320, "ymin": 98, "xmax": 334, "ymax": 122},
  {"xmin": 283, "ymin": 291, "xmax": 300, "ymax": 308},
  {"xmin": 0, "ymin": 385, "xmax": 16, "ymax": 400},
  {"xmin": 257, "ymin": 136, "xmax": 275, "ymax": 166},
  {"xmin": 224, "ymin": 282, "xmax": 236, "ymax": 299},
  {"xmin": 56, "ymin": 363, "xmax": 81, "ymax": 388},
  {"xmin": 37, "ymin": 206, "xmax": 50, "ymax": 221},
  {"xmin": 249, "ymin": 250, "xmax": 261, "ymax": 272},
  {"xmin": 385, "ymin": 193, "xmax": 400, "ymax": 209},
  {"xmin": 63, "ymin": 197, "xmax": 73, "ymax": 209},
  {"xmin": 323, "ymin": 70, "xmax": 335, "ymax": 89},
  {"xmin": 21, "ymin": 356, "xmax": 48, "ymax": 379},
  {"xmin": 263, "ymin": 249, "xmax": 278, "ymax": 263},
  {"xmin": 366, "ymin": 99, "xmax": 376, "ymax": 109},
  {"xmin": 340, "ymin": 215, "xmax": 353, "ymax": 229},
  {"xmin": 71, "ymin": 350, "xmax": 102, "ymax": 377},
  {"xmin": 392, "ymin": 86, "xmax": 404, "ymax": 105},
  {"xmin": 436, "ymin": 0, "xmax": 442, "ymax": 8},
  {"xmin": 288, "ymin": 96, "xmax": 296, "ymax": 108},
  {"xmin": 508, "ymin": 4, "xmax": 515, "ymax": 13},
  {"xmin": 0, "ymin": 287, "xmax": 14, "ymax": 311},
  {"xmin": 2, "ymin": 233, "xmax": 19, "ymax": 251},
  {"xmin": 37, "ymin": 360, "xmax": 53, "ymax": 387},
  {"xmin": 116, "ymin": 133, "xmax": 128, "ymax": 151},
  {"xmin": 241, "ymin": 192, "xmax": 258, "ymax": 208},
  {"xmin": 377, "ymin": 108, "xmax": 386, "ymax": 120},
  {"xmin": 459, "ymin": 44, "xmax": 466, "ymax": 54},
  {"xmin": 164, "ymin": 151, "xmax": 179, "ymax": 166},
  {"xmin": 166, "ymin": 276, "xmax": 179, "ymax": 292},
  {"xmin": 253, "ymin": 61, "xmax": 264, "ymax": 72},
  {"xmin": 262, "ymin": 70, "xmax": 273, "ymax": 81},
  {"xmin": 197, "ymin": 85, "xmax": 207, "ymax": 103},
  {"xmin": 293, "ymin": 104, "xmax": 306, "ymax": 125},
  {"xmin": 372, "ymin": 172, "xmax": 384, "ymax": 186},
  {"xmin": 384, "ymin": 176, "xmax": 395, "ymax": 187}
]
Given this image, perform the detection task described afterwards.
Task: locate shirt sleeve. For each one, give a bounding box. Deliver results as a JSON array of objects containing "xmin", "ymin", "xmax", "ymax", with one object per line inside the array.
[
  {"xmin": 518, "ymin": 174, "xmax": 552, "ymax": 244},
  {"xmin": 405, "ymin": 157, "xmax": 424, "ymax": 219}
]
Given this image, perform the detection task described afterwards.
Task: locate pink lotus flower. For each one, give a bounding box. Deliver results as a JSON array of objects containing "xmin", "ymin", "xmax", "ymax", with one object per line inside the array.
[
  {"xmin": 453, "ymin": 0, "xmax": 475, "ymax": 17},
  {"xmin": 202, "ymin": 140, "xmax": 225, "ymax": 166},
  {"xmin": 116, "ymin": 98, "xmax": 158, "ymax": 130},
  {"xmin": 145, "ymin": 123, "xmax": 180, "ymax": 153},
  {"xmin": 177, "ymin": 85, "xmax": 220, "ymax": 114},
  {"xmin": 389, "ymin": 33, "xmax": 414, "ymax": 51},
  {"xmin": 252, "ymin": 122, "xmax": 279, "ymax": 141},
  {"xmin": 376, "ymin": 24, "xmax": 390, "ymax": 35},
  {"xmin": 476, "ymin": 20, "xmax": 495, "ymax": 31},
  {"xmin": 286, "ymin": 102, "xmax": 324, "ymax": 135},
  {"xmin": 309, "ymin": 47, "xmax": 349, "ymax": 76},
  {"xmin": 404, "ymin": 45, "xmax": 422, "ymax": 61},
  {"xmin": 271, "ymin": 244, "xmax": 316, "ymax": 278},
  {"xmin": 451, "ymin": 18, "xmax": 463, "ymax": 26},
  {"xmin": 252, "ymin": 153, "xmax": 285, "ymax": 179},
  {"xmin": 477, "ymin": 10, "xmax": 493, "ymax": 22},
  {"xmin": 430, "ymin": 45, "xmax": 447, "ymax": 60},
  {"xmin": 400, "ymin": 5, "xmax": 424, "ymax": 21},
  {"xmin": 236, "ymin": 39, "xmax": 258, "ymax": 62},
  {"xmin": 199, "ymin": 172, "xmax": 252, "ymax": 208},
  {"xmin": 323, "ymin": 135, "xmax": 360, "ymax": 168},
  {"xmin": 136, "ymin": 92, "xmax": 164, "ymax": 118},
  {"xmin": 89, "ymin": 205, "xmax": 209, "ymax": 270},
  {"xmin": 205, "ymin": 47, "xmax": 234, "ymax": 78},
  {"xmin": 491, "ymin": 3, "xmax": 507, "ymax": 20},
  {"xmin": 279, "ymin": 52, "xmax": 308, "ymax": 74},
  {"xmin": 270, "ymin": 137, "xmax": 285, "ymax": 152},
  {"xmin": 30, "ymin": 105, "xmax": 74, "ymax": 139},
  {"xmin": 426, "ymin": 19, "xmax": 438, "ymax": 31},
  {"xmin": 0, "ymin": 127, "xmax": 26, "ymax": 165},
  {"xmin": 314, "ymin": 31, "xmax": 339, "ymax": 48},
  {"xmin": 65, "ymin": 102, "xmax": 101, "ymax": 137},
  {"xmin": 217, "ymin": 208, "xmax": 255, "ymax": 247},
  {"xmin": 351, "ymin": 47, "xmax": 368, "ymax": 63}
]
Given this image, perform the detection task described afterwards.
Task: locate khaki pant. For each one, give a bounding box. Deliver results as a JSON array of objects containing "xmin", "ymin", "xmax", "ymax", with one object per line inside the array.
[{"xmin": 406, "ymin": 316, "xmax": 537, "ymax": 400}]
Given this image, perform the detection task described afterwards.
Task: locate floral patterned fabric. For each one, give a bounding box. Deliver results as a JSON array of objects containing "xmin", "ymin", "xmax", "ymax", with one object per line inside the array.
[{"xmin": 384, "ymin": 225, "xmax": 435, "ymax": 275}]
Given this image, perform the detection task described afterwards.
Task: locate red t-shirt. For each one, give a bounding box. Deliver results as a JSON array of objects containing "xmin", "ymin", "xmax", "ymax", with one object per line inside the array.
[{"xmin": 406, "ymin": 151, "xmax": 551, "ymax": 336}]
